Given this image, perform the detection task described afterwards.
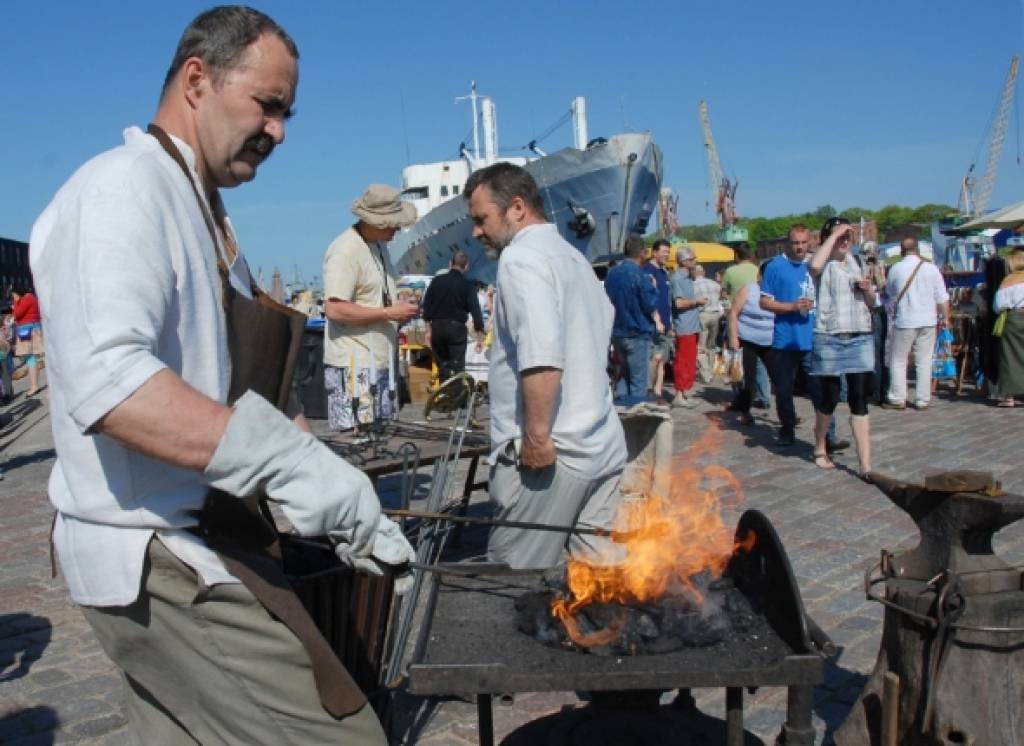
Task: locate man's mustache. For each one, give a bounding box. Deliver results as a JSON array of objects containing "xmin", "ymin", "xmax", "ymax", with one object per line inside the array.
[{"xmin": 245, "ymin": 135, "xmax": 274, "ymax": 157}]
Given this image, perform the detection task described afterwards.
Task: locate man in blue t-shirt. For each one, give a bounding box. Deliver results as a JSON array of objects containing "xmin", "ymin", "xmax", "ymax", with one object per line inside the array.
[
  {"xmin": 605, "ymin": 234, "xmax": 660, "ymax": 405},
  {"xmin": 643, "ymin": 239, "xmax": 673, "ymax": 401},
  {"xmin": 760, "ymin": 225, "xmax": 841, "ymax": 448}
]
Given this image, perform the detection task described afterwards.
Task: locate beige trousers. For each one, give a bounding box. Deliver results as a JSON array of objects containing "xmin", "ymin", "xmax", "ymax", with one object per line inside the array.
[
  {"xmin": 697, "ymin": 311, "xmax": 723, "ymax": 383},
  {"xmin": 487, "ymin": 445, "xmax": 625, "ymax": 569},
  {"xmin": 80, "ymin": 538, "xmax": 386, "ymax": 746}
]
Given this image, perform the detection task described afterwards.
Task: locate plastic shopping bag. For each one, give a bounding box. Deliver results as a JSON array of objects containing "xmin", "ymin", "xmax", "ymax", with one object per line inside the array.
[
  {"xmin": 932, "ymin": 328, "xmax": 957, "ymax": 379},
  {"xmin": 712, "ymin": 352, "xmax": 728, "ymax": 381},
  {"xmin": 720, "ymin": 349, "xmax": 744, "ymax": 384}
]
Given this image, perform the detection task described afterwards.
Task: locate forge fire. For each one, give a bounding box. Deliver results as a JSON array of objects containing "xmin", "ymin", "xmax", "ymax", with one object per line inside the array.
[{"xmin": 517, "ymin": 425, "xmax": 779, "ymax": 657}]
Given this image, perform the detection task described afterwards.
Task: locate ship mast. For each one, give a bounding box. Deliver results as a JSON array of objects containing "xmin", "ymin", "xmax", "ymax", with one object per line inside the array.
[{"xmin": 456, "ymin": 82, "xmax": 481, "ymax": 160}]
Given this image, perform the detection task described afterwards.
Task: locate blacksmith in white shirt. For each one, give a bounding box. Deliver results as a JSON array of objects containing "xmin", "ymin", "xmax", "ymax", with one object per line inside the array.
[
  {"xmin": 29, "ymin": 7, "xmax": 406, "ymax": 743},
  {"xmin": 464, "ymin": 163, "xmax": 628, "ymax": 569}
]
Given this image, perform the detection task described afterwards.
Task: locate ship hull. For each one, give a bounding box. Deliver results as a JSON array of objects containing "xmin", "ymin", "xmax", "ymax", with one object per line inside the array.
[{"xmin": 389, "ymin": 133, "xmax": 662, "ymax": 283}]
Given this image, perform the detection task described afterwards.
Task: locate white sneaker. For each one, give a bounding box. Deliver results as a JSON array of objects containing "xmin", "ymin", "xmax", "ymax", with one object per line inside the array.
[{"xmin": 671, "ymin": 395, "xmax": 697, "ymax": 409}]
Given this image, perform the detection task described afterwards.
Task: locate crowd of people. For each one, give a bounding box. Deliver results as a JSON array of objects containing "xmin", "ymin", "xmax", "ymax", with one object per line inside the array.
[{"xmin": 604, "ymin": 220, "xmax": 1024, "ymax": 477}]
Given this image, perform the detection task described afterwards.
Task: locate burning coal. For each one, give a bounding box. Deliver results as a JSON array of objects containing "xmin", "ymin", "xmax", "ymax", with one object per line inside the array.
[{"xmin": 520, "ymin": 423, "xmax": 763, "ymax": 654}]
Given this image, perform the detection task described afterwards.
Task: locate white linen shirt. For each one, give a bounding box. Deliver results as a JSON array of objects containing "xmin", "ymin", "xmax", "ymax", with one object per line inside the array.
[
  {"xmin": 488, "ymin": 223, "xmax": 626, "ymax": 480},
  {"xmin": 30, "ymin": 127, "xmax": 249, "ymax": 606},
  {"xmin": 886, "ymin": 256, "xmax": 949, "ymax": 329}
]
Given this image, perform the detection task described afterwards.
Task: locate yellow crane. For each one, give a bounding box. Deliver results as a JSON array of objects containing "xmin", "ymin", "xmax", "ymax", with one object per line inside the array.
[{"xmin": 959, "ymin": 54, "xmax": 1020, "ymax": 217}]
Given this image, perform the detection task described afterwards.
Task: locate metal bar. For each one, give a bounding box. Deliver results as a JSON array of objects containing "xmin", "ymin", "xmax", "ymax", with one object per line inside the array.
[
  {"xmin": 804, "ymin": 617, "xmax": 837, "ymax": 657},
  {"xmin": 725, "ymin": 687, "xmax": 743, "ymax": 746},
  {"xmin": 476, "ymin": 694, "xmax": 494, "ymax": 746},
  {"xmin": 451, "ymin": 453, "xmax": 481, "ymax": 548},
  {"xmin": 408, "ymin": 562, "xmax": 543, "ymax": 592},
  {"xmin": 384, "ymin": 507, "xmax": 637, "ymax": 540},
  {"xmin": 780, "ymin": 685, "xmax": 816, "ymax": 746}
]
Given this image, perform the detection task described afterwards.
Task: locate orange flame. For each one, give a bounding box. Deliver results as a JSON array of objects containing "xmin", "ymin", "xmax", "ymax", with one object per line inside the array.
[{"xmin": 551, "ymin": 421, "xmax": 756, "ymax": 648}]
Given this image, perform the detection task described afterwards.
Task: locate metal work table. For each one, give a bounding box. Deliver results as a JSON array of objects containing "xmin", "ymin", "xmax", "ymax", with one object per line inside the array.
[{"xmin": 408, "ymin": 566, "xmax": 824, "ymax": 746}]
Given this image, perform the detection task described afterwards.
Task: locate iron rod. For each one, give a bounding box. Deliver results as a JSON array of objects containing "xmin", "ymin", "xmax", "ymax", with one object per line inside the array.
[
  {"xmin": 384, "ymin": 507, "xmax": 635, "ymax": 540},
  {"xmin": 725, "ymin": 687, "xmax": 743, "ymax": 746},
  {"xmin": 476, "ymin": 694, "xmax": 494, "ymax": 746}
]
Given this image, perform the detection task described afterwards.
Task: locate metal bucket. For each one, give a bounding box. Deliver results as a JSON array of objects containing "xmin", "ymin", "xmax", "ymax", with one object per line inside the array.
[{"xmin": 282, "ymin": 536, "xmax": 397, "ymax": 714}]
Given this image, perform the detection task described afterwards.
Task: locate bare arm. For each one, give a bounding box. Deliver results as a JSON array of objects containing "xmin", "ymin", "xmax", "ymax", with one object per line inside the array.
[
  {"xmin": 728, "ymin": 285, "xmax": 748, "ymax": 349},
  {"xmin": 325, "ymin": 298, "xmax": 417, "ymax": 325},
  {"xmin": 809, "ymin": 224, "xmax": 853, "ymax": 277},
  {"xmin": 93, "ymin": 369, "xmax": 232, "ymax": 471},
  {"xmin": 674, "ymin": 296, "xmax": 706, "ymax": 310},
  {"xmin": 519, "ymin": 366, "xmax": 561, "ymax": 469},
  {"xmin": 760, "ymin": 295, "xmax": 805, "ymax": 314}
]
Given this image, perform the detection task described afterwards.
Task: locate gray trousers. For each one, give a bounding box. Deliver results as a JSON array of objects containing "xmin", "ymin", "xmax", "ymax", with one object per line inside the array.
[
  {"xmin": 80, "ymin": 538, "xmax": 385, "ymax": 746},
  {"xmin": 487, "ymin": 445, "xmax": 625, "ymax": 569}
]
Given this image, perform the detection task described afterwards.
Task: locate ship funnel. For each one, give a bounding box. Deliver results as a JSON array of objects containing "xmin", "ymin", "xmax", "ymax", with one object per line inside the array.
[
  {"xmin": 572, "ymin": 97, "xmax": 589, "ymax": 150},
  {"xmin": 481, "ymin": 97, "xmax": 498, "ymax": 164}
]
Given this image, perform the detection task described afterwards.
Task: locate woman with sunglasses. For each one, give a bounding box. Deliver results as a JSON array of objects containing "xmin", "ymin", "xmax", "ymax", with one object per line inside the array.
[{"xmin": 807, "ymin": 218, "xmax": 878, "ymax": 478}]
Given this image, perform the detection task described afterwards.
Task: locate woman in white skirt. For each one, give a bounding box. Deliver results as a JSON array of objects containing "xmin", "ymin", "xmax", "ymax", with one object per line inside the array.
[{"xmin": 808, "ymin": 218, "xmax": 879, "ymax": 477}]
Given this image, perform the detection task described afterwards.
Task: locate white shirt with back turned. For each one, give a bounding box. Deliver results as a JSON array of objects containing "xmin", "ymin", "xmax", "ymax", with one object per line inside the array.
[
  {"xmin": 886, "ymin": 255, "xmax": 949, "ymax": 329},
  {"xmin": 488, "ymin": 223, "xmax": 626, "ymax": 480}
]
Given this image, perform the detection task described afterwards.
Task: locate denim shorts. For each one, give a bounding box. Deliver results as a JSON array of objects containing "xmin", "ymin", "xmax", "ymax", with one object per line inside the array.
[{"xmin": 810, "ymin": 332, "xmax": 874, "ymax": 376}]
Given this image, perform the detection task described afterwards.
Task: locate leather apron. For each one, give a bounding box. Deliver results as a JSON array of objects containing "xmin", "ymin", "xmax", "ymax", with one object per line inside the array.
[{"xmin": 148, "ymin": 125, "xmax": 367, "ymax": 718}]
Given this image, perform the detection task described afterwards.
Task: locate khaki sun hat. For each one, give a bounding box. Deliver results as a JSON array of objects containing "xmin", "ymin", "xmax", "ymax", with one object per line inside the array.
[{"xmin": 351, "ymin": 184, "xmax": 417, "ymax": 229}]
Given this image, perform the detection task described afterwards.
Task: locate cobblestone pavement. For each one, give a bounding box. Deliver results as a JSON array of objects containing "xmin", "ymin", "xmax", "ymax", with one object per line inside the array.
[{"xmin": 2, "ymin": 373, "xmax": 1022, "ymax": 745}]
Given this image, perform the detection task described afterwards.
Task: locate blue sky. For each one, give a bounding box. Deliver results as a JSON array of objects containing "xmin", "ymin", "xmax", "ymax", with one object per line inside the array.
[{"xmin": 3, "ymin": 0, "xmax": 1023, "ymax": 282}]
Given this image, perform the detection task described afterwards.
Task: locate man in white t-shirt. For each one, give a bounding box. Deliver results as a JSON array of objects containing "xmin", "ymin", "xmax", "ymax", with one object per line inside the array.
[
  {"xmin": 464, "ymin": 163, "xmax": 628, "ymax": 569},
  {"xmin": 28, "ymin": 8, "xmax": 405, "ymax": 743},
  {"xmin": 883, "ymin": 237, "xmax": 951, "ymax": 410}
]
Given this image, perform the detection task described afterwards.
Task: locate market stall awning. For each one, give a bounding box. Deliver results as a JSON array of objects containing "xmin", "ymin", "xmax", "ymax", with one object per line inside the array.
[
  {"xmin": 672, "ymin": 241, "xmax": 736, "ymax": 263},
  {"xmin": 957, "ymin": 200, "xmax": 1024, "ymax": 231}
]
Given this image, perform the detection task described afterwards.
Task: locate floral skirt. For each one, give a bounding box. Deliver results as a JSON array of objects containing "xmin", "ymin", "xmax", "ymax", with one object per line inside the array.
[{"xmin": 324, "ymin": 365, "xmax": 394, "ymax": 431}]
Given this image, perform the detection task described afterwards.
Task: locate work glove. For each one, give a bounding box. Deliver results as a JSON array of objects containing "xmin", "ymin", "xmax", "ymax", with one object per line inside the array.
[
  {"xmin": 335, "ymin": 514, "xmax": 416, "ymax": 595},
  {"xmin": 203, "ymin": 391, "xmax": 413, "ymax": 580}
]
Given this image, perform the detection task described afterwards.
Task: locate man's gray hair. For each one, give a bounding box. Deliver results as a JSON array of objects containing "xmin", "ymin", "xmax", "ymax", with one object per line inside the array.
[
  {"xmin": 623, "ymin": 234, "xmax": 646, "ymax": 259},
  {"xmin": 676, "ymin": 245, "xmax": 695, "ymax": 264},
  {"xmin": 161, "ymin": 6, "xmax": 298, "ymax": 98}
]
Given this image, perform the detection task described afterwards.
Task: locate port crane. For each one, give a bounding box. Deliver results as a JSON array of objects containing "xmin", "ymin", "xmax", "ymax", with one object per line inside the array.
[
  {"xmin": 958, "ymin": 54, "xmax": 1019, "ymax": 217},
  {"xmin": 698, "ymin": 100, "xmax": 747, "ymax": 243}
]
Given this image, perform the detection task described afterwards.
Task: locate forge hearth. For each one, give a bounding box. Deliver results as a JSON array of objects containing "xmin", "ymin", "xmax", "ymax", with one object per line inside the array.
[
  {"xmin": 409, "ymin": 510, "xmax": 831, "ymax": 746},
  {"xmin": 836, "ymin": 471, "xmax": 1024, "ymax": 746},
  {"xmin": 516, "ymin": 569, "xmax": 784, "ymax": 658}
]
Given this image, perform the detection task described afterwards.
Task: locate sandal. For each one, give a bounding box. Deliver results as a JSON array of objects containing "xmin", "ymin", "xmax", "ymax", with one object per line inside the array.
[
  {"xmin": 813, "ymin": 452, "xmax": 835, "ymax": 470},
  {"xmin": 997, "ymin": 399, "xmax": 1016, "ymax": 408}
]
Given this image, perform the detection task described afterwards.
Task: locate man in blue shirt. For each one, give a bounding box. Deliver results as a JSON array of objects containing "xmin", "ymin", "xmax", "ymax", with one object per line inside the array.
[
  {"xmin": 760, "ymin": 224, "xmax": 842, "ymax": 448},
  {"xmin": 643, "ymin": 239, "xmax": 673, "ymax": 402},
  {"xmin": 605, "ymin": 234, "xmax": 660, "ymax": 405}
]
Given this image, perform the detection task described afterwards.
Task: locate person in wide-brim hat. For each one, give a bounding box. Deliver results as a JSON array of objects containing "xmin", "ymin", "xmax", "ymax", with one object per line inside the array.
[
  {"xmin": 351, "ymin": 184, "xmax": 417, "ymax": 229},
  {"xmin": 321, "ymin": 183, "xmax": 421, "ymax": 437}
]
